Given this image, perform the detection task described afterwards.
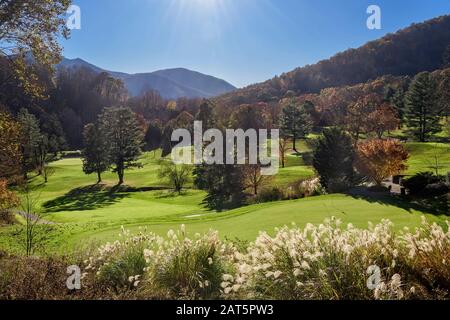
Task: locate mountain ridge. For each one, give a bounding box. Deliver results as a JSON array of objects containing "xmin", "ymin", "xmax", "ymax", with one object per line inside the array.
[
  {"xmin": 214, "ymin": 14, "xmax": 450, "ymax": 106},
  {"xmin": 58, "ymin": 58, "xmax": 237, "ymax": 99}
]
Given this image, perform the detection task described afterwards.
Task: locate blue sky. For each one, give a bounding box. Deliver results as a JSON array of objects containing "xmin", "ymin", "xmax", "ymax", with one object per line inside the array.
[{"xmin": 62, "ymin": 0, "xmax": 450, "ymax": 88}]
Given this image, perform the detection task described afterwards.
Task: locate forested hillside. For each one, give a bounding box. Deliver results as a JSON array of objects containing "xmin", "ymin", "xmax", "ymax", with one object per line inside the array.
[{"xmin": 215, "ymin": 15, "xmax": 450, "ymax": 108}]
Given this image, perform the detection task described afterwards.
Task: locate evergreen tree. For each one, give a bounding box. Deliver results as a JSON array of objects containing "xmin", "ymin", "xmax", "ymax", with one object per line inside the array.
[
  {"xmin": 17, "ymin": 108, "xmax": 42, "ymax": 178},
  {"xmin": 82, "ymin": 123, "xmax": 110, "ymax": 184},
  {"xmin": 195, "ymin": 100, "xmax": 216, "ymax": 130},
  {"xmin": 312, "ymin": 128, "xmax": 355, "ymax": 193},
  {"xmin": 387, "ymin": 86, "xmax": 407, "ymax": 123},
  {"xmin": 404, "ymin": 72, "xmax": 442, "ymax": 142},
  {"xmin": 144, "ymin": 122, "xmax": 163, "ymax": 153},
  {"xmin": 99, "ymin": 107, "xmax": 144, "ymax": 185},
  {"xmin": 194, "ymin": 164, "xmax": 246, "ymax": 211},
  {"xmin": 279, "ymin": 99, "xmax": 313, "ymax": 152}
]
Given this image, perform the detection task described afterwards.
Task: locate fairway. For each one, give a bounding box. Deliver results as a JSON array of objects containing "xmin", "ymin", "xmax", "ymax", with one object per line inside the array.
[
  {"xmin": 1, "ymin": 142, "xmax": 447, "ymax": 254},
  {"xmin": 69, "ymin": 193, "xmax": 446, "ymax": 248}
]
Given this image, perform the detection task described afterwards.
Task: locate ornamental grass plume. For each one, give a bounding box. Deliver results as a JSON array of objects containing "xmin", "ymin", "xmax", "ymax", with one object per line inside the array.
[{"xmin": 84, "ymin": 218, "xmax": 449, "ymax": 300}]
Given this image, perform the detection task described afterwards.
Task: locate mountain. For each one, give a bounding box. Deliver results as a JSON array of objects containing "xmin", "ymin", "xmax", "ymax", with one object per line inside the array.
[
  {"xmin": 215, "ymin": 15, "xmax": 450, "ymax": 107},
  {"xmin": 58, "ymin": 58, "xmax": 236, "ymax": 99}
]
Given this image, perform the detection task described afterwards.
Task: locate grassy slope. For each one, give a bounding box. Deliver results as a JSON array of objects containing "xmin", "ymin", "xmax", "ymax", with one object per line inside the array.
[
  {"xmin": 0, "ymin": 141, "xmax": 448, "ymax": 253},
  {"xmin": 405, "ymin": 142, "xmax": 450, "ymax": 175}
]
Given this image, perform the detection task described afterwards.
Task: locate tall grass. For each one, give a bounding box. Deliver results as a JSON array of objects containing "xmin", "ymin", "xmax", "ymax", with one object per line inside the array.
[{"xmin": 82, "ymin": 218, "xmax": 449, "ymax": 300}]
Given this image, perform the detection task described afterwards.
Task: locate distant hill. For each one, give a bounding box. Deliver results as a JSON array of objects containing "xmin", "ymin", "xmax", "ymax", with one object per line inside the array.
[
  {"xmin": 215, "ymin": 15, "xmax": 450, "ymax": 106},
  {"xmin": 58, "ymin": 58, "xmax": 236, "ymax": 99}
]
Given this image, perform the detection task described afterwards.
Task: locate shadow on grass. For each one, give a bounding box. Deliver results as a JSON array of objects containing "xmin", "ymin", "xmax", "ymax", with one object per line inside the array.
[
  {"xmin": 346, "ymin": 187, "xmax": 449, "ymax": 216},
  {"xmin": 42, "ymin": 184, "xmax": 130, "ymax": 212}
]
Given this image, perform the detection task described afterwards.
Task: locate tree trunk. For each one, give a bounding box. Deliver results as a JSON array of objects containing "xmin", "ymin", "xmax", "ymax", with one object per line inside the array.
[
  {"xmin": 97, "ymin": 170, "xmax": 102, "ymax": 184},
  {"xmin": 118, "ymin": 170, "xmax": 124, "ymax": 185},
  {"xmin": 292, "ymin": 136, "xmax": 297, "ymax": 153}
]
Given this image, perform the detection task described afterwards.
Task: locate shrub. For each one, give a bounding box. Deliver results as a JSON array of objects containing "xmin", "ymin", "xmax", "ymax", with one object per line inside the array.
[
  {"xmin": 255, "ymin": 187, "xmax": 284, "ymax": 203},
  {"xmin": 403, "ymin": 172, "xmax": 445, "ymax": 196},
  {"xmin": 86, "ymin": 226, "xmax": 234, "ymax": 299},
  {"xmin": 2, "ymin": 219, "xmax": 449, "ymax": 300},
  {"xmin": 0, "ymin": 210, "xmax": 16, "ymax": 225},
  {"xmin": 85, "ymin": 228, "xmax": 156, "ymax": 290},
  {"xmin": 422, "ymin": 183, "xmax": 450, "ymax": 197},
  {"xmin": 142, "ymin": 228, "xmax": 233, "ymax": 299},
  {"xmin": 221, "ymin": 218, "xmax": 450, "ymax": 300},
  {"xmin": 62, "ymin": 150, "xmax": 82, "ymax": 158}
]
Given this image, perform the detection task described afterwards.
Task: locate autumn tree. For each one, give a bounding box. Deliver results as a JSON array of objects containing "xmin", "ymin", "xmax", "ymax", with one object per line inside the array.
[
  {"xmin": 0, "ymin": 109, "xmax": 23, "ymax": 182},
  {"xmin": 0, "ymin": 0, "xmax": 71, "ymax": 98},
  {"xmin": 345, "ymin": 93, "xmax": 380, "ymax": 143},
  {"xmin": 241, "ymin": 164, "xmax": 272, "ymax": 195},
  {"xmin": 0, "ymin": 178, "xmax": 19, "ymax": 224},
  {"xmin": 404, "ymin": 72, "xmax": 442, "ymax": 142},
  {"xmin": 279, "ymin": 99, "xmax": 313, "ymax": 153},
  {"xmin": 82, "ymin": 123, "xmax": 110, "ymax": 184},
  {"xmin": 99, "ymin": 107, "xmax": 144, "ymax": 185},
  {"xmin": 366, "ymin": 103, "xmax": 400, "ymax": 138},
  {"xmin": 356, "ymin": 139, "xmax": 409, "ymax": 187},
  {"xmin": 279, "ymin": 137, "xmax": 289, "ymax": 168},
  {"xmin": 229, "ymin": 103, "xmax": 271, "ymax": 131}
]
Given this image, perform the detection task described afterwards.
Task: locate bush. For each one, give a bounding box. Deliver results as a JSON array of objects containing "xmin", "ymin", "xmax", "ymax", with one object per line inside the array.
[
  {"xmin": 86, "ymin": 227, "xmax": 234, "ymax": 299},
  {"xmin": 142, "ymin": 228, "xmax": 232, "ymax": 299},
  {"xmin": 86, "ymin": 228, "xmax": 155, "ymax": 290},
  {"xmin": 2, "ymin": 219, "xmax": 449, "ymax": 300},
  {"xmin": 222, "ymin": 218, "xmax": 450, "ymax": 300},
  {"xmin": 0, "ymin": 210, "xmax": 16, "ymax": 225},
  {"xmin": 403, "ymin": 172, "xmax": 445, "ymax": 196},
  {"xmin": 255, "ymin": 187, "xmax": 284, "ymax": 203},
  {"xmin": 422, "ymin": 183, "xmax": 450, "ymax": 197},
  {"xmin": 285, "ymin": 178, "xmax": 326, "ymax": 200},
  {"xmin": 62, "ymin": 150, "xmax": 82, "ymax": 158}
]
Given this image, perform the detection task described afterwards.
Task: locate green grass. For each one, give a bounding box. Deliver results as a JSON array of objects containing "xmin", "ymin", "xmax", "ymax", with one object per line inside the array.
[
  {"xmin": 405, "ymin": 142, "xmax": 450, "ymax": 175},
  {"xmin": 70, "ymin": 193, "xmax": 446, "ymax": 247},
  {"xmin": 1, "ymin": 139, "xmax": 448, "ymax": 254}
]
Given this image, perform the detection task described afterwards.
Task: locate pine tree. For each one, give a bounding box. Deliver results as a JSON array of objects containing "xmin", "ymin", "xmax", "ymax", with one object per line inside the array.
[
  {"xmin": 17, "ymin": 108, "xmax": 42, "ymax": 178},
  {"xmin": 312, "ymin": 128, "xmax": 355, "ymax": 193},
  {"xmin": 404, "ymin": 72, "xmax": 442, "ymax": 142},
  {"xmin": 195, "ymin": 100, "xmax": 216, "ymax": 130},
  {"xmin": 99, "ymin": 107, "xmax": 144, "ymax": 185},
  {"xmin": 194, "ymin": 164, "xmax": 246, "ymax": 211},
  {"xmin": 279, "ymin": 99, "xmax": 313, "ymax": 153},
  {"xmin": 144, "ymin": 122, "xmax": 163, "ymax": 153},
  {"xmin": 82, "ymin": 123, "xmax": 110, "ymax": 184}
]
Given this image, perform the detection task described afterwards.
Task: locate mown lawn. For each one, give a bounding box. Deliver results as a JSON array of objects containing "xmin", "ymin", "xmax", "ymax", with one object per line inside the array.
[
  {"xmin": 405, "ymin": 142, "xmax": 450, "ymax": 175},
  {"xmin": 1, "ymin": 140, "xmax": 448, "ymax": 254}
]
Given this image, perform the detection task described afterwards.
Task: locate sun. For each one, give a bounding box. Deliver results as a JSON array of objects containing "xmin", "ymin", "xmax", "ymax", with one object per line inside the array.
[{"xmin": 170, "ymin": 0, "xmax": 226, "ymax": 14}]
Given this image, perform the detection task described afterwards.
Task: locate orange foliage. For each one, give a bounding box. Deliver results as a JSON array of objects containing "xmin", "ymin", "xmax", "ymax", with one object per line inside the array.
[
  {"xmin": 0, "ymin": 110, "xmax": 23, "ymax": 182},
  {"xmin": 366, "ymin": 103, "xmax": 401, "ymax": 138},
  {"xmin": 356, "ymin": 139, "xmax": 409, "ymax": 186},
  {"xmin": 0, "ymin": 179, "xmax": 19, "ymax": 212}
]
